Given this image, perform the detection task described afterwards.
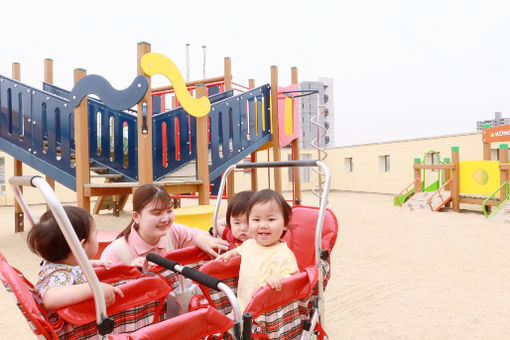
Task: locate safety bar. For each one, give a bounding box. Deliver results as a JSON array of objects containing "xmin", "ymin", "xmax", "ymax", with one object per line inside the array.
[
  {"xmin": 146, "ymin": 253, "xmax": 243, "ymax": 339},
  {"xmin": 282, "ymin": 89, "xmax": 319, "ymax": 98},
  {"xmin": 8, "ymin": 176, "xmax": 114, "ymax": 336},
  {"xmin": 396, "ymin": 177, "xmax": 421, "ymax": 207},
  {"xmin": 483, "ymin": 180, "xmax": 509, "ymax": 218},
  {"xmin": 427, "ymin": 178, "xmax": 452, "ymax": 212},
  {"xmin": 212, "ymin": 160, "xmax": 331, "ymax": 329}
]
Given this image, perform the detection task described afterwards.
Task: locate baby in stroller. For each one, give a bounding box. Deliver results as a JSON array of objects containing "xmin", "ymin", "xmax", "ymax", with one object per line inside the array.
[
  {"xmin": 216, "ymin": 189, "xmax": 299, "ymax": 313},
  {"xmin": 215, "ymin": 190, "xmax": 254, "ymax": 250},
  {"xmin": 28, "ymin": 206, "xmax": 123, "ymax": 312}
]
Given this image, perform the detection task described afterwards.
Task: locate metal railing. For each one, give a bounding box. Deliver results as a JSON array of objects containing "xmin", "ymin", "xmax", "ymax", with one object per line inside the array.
[
  {"xmin": 396, "ymin": 178, "xmax": 421, "ymax": 207},
  {"xmin": 427, "ymin": 178, "xmax": 452, "ymax": 211},
  {"xmin": 483, "ymin": 181, "xmax": 509, "ymax": 218}
]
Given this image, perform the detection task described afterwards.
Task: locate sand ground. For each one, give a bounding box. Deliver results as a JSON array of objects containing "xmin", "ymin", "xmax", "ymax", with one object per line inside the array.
[{"xmin": 1, "ymin": 191, "xmax": 510, "ymax": 339}]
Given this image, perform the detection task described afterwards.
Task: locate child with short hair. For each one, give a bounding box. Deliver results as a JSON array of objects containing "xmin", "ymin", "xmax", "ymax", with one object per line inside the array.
[
  {"xmin": 28, "ymin": 206, "xmax": 123, "ymax": 312},
  {"xmin": 216, "ymin": 190, "xmax": 254, "ymax": 250},
  {"xmin": 216, "ymin": 189, "xmax": 298, "ymax": 312}
]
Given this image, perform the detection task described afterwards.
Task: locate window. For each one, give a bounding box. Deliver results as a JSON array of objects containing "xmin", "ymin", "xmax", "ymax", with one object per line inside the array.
[
  {"xmin": 379, "ymin": 155, "xmax": 390, "ymax": 172},
  {"xmin": 427, "ymin": 152, "xmax": 440, "ymax": 172},
  {"xmin": 491, "ymin": 149, "xmax": 499, "ymax": 161},
  {"xmin": 288, "ymin": 153, "xmax": 311, "ymax": 182},
  {"xmin": 344, "ymin": 157, "xmax": 353, "ymax": 172}
]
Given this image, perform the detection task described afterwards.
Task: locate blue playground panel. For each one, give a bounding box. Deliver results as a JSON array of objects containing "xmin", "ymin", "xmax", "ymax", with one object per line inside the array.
[{"xmin": 2, "ymin": 75, "xmax": 271, "ymax": 192}]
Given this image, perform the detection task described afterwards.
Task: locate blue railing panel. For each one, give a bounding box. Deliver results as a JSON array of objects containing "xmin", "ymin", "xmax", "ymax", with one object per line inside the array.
[
  {"xmin": 152, "ymin": 90, "xmax": 234, "ymax": 181},
  {"xmin": 31, "ymin": 90, "xmax": 74, "ymax": 173},
  {"xmin": 152, "ymin": 107, "xmax": 197, "ymax": 180},
  {"xmin": 208, "ymin": 84, "xmax": 271, "ymax": 180},
  {"xmin": 43, "ymin": 82, "xmax": 71, "ymax": 100},
  {"xmin": 0, "ymin": 76, "xmax": 77, "ymax": 189},
  {"xmin": 87, "ymin": 101, "xmax": 138, "ymax": 181}
]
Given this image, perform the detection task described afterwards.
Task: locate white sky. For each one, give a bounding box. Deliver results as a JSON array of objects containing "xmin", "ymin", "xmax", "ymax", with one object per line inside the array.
[{"xmin": 2, "ymin": 0, "xmax": 510, "ymax": 146}]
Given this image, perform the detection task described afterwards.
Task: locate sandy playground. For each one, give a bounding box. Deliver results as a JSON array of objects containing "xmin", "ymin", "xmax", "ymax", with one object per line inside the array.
[{"xmin": 1, "ymin": 191, "xmax": 510, "ymax": 339}]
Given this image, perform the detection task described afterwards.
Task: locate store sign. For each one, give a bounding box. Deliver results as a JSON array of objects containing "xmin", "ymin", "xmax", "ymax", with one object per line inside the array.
[{"xmin": 482, "ymin": 125, "xmax": 510, "ymax": 143}]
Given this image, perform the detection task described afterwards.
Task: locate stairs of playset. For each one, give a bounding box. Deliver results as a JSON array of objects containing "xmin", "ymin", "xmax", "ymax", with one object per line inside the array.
[
  {"xmin": 403, "ymin": 192, "xmax": 435, "ymax": 211},
  {"xmin": 403, "ymin": 188, "xmax": 451, "ymax": 211}
]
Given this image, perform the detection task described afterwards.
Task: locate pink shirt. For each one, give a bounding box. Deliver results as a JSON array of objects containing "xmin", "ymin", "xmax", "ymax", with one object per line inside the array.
[{"xmin": 100, "ymin": 222, "xmax": 200, "ymax": 265}]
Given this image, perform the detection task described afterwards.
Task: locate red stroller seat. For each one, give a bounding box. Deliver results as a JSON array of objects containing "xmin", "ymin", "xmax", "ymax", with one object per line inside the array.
[
  {"xmin": 0, "ymin": 253, "xmax": 172, "ymax": 339},
  {"xmin": 107, "ymin": 305, "xmax": 233, "ymax": 340},
  {"xmin": 192, "ymin": 206, "xmax": 339, "ymax": 339}
]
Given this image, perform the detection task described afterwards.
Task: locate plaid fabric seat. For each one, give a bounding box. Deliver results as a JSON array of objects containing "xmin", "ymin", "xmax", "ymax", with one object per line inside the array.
[
  {"xmin": 0, "ymin": 253, "xmax": 172, "ymax": 339},
  {"xmin": 196, "ymin": 258, "xmax": 319, "ymax": 340},
  {"xmin": 149, "ymin": 246, "xmax": 211, "ymax": 292}
]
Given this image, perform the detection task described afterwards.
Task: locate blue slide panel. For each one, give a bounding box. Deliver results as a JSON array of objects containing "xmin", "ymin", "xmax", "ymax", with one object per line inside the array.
[{"xmin": 208, "ymin": 84, "xmax": 271, "ymax": 181}]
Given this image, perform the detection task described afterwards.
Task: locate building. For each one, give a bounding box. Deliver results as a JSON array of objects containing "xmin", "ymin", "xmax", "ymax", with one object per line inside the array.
[
  {"xmin": 476, "ymin": 111, "xmax": 510, "ymax": 131},
  {"xmin": 299, "ymin": 78, "xmax": 335, "ymax": 149}
]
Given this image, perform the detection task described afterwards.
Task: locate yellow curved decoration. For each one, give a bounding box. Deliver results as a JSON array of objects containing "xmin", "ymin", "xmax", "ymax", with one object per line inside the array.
[{"xmin": 141, "ymin": 52, "xmax": 211, "ymax": 117}]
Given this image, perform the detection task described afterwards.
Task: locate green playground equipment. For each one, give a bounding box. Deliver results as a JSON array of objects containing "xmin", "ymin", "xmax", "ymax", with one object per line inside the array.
[{"xmin": 394, "ymin": 150, "xmax": 448, "ymax": 206}]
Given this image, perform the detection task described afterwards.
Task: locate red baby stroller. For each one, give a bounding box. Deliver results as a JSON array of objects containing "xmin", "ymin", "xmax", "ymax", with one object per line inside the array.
[{"xmin": 194, "ymin": 160, "xmax": 338, "ymax": 339}]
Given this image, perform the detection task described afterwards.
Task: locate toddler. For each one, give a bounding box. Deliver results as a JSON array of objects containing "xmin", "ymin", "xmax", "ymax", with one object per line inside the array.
[
  {"xmin": 217, "ymin": 189, "xmax": 298, "ymax": 312},
  {"xmin": 28, "ymin": 206, "xmax": 123, "ymax": 313},
  {"xmin": 215, "ymin": 190, "xmax": 254, "ymax": 249}
]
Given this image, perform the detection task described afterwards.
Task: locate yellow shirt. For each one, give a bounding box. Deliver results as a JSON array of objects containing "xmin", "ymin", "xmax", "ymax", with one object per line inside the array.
[{"xmin": 236, "ymin": 239, "xmax": 298, "ymax": 312}]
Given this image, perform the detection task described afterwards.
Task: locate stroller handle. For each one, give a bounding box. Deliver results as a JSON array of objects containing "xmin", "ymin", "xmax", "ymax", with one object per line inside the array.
[
  {"xmin": 236, "ymin": 160, "xmax": 319, "ymax": 169},
  {"xmin": 146, "ymin": 253, "xmax": 243, "ymax": 325},
  {"xmin": 146, "ymin": 253, "xmax": 221, "ymax": 290}
]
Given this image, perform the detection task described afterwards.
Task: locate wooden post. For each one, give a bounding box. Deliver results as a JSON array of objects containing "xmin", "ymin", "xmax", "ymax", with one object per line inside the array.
[
  {"xmin": 451, "ymin": 146, "xmax": 460, "ymax": 212},
  {"xmin": 483, "ymin": 142, "xmax": 491, "ymax": 161},
  {"xmin": 413, "ymin": 158, "xmax": 421, "ymax": 193},
  {"xmin": 270, "ymin": 66, "xmax": 282, "ymax": 193},
  {"xmin": 224, "ymin": 57, "xmax": 235, "ymax": 200},
  {"xmin": 44, "ymin": 58, "xmax": 56, "ymax": 206},
  {"xmin": 443, "ymin": 157, "xmax": 452, "ymax": 207},
  {"xmin": 499, "ymin": 144, "xmax": 508, "ymax": 202},
  {"xmin": 73, "ymin": 68, "xmax": 90, "ymax": 211},
  {"xmin": 137, "ymin": 42, "xmax": 153, "ymax": 185},
  {"xmin": 12, "ymin": 63, "xmax": 24, "ymax": 232},
  {"xmin": 196, "ymin": 84, "xmax": 210, "ymax": 205},
  {"xmin": 291, "ymin": 66, "xmax": 301, "ymax": 205},
  {"xmin": 249, "ymin": 79, "xmax": 258, "ymax": 192},
  {"xmin": 224, "ymin": 57, "xmax": 232, "ymax": 91}
]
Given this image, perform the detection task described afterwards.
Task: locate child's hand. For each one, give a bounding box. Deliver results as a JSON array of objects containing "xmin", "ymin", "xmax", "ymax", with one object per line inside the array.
[
  {"xmin": 100, "ymin": 282, "xmax": 124, "ymax": 306},
  {"xmin": 266, "ymin": 274, "xmax": 284, "ymax": 292},
  {"xmin": 130, "ymin": 256, "xmax": 146, "ymax": 268},
  {"xmin": 195, "ymin": 232, "xmax": 230, "ymax": 258},
  {"xmin": 215, "ymin": 249, "xmax": 237, "ymax": 263},
  {"xmin": 91, "ymin": 259, "xmax": 111, "ymax": 270}
]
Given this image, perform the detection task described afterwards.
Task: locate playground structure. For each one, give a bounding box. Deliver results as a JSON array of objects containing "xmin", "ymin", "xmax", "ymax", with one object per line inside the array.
[
  {"xmin": 0, "ymin": 42, "xmax": 307, "ymax": 232},
  {"xmin": 396, "ymin": 124, "xmax": 510, "ymax": 217}
]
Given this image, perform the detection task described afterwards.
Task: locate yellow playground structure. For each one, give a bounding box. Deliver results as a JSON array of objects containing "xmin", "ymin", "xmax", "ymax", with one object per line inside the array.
[{"xmin": 397, "ymin": 124, "xmax": 510, "ymax": 217}]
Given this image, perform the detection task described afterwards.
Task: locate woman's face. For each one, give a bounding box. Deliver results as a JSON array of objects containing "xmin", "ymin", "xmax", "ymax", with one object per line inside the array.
[{"xmin": 133, "ymin": 198, "xmax": 174, "ymax": 245}]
